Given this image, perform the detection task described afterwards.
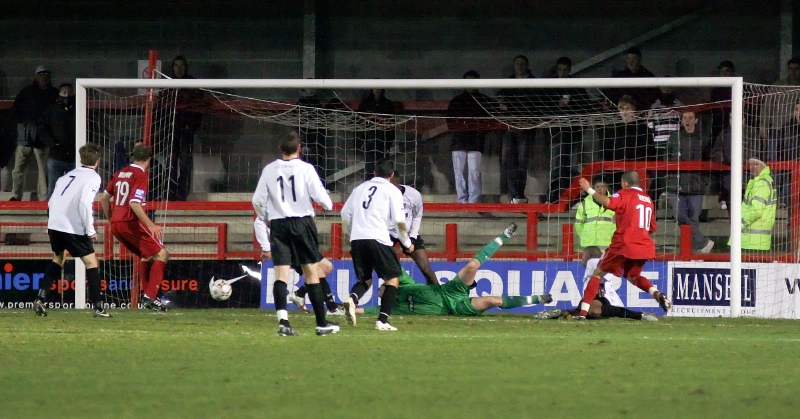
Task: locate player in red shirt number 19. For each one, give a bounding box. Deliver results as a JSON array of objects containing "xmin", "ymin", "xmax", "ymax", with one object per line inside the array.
[{"xmin": 577, "ymin": 171, "xmax": 672, "ymax": 319}]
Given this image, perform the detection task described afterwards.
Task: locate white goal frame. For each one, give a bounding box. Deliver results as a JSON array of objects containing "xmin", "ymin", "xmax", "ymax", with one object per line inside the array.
[{"xmin": 75, "ymin": 77, "xmax": 745, "ymax": 316}]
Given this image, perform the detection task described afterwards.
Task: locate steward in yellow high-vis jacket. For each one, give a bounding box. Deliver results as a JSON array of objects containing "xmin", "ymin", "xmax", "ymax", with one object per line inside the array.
[
  {"xmin": 733, "ymin": 158, "xmax": 777, "ymax": 251},
  {"xmin": 575, "ymin": 180, "xmax": 615, "ymax": 248}
]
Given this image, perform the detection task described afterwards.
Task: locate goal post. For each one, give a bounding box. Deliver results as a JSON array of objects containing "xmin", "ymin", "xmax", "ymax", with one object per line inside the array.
[{"xmin": 75, "ymin": 76, "xmax": 753, "ymax": 316}]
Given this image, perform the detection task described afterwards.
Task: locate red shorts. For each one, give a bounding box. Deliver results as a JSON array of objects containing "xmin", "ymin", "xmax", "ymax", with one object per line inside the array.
[
  {"xmin": 111, "ymin": 221, "xmax": 164, "ymax": 259},
  {"xmin": 597, "ymin": 247, "xmax": 646, "ymax": 279}
]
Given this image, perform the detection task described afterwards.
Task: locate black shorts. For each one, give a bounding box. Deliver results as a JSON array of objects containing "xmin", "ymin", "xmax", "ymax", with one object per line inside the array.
[
  {"xmin": 390, "ymin": 235, "xmax": 425, "ymax": 255},
  {"xmin": 48, "ymin": 229, "xmax": 95, "ymax": 258},
  {"xmin": 350, "ymin": 239, "xmax": 402, "ymax": 282},
  {"xmin": 269, "ymin": 217, "xmax": 323, "ymax": 267}
]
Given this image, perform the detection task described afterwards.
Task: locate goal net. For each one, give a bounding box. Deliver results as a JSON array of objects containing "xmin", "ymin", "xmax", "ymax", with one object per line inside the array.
[
  {"xmin": 72, "ymin": 76, "xmax": 800, "ymax": 318},
  {"xmin": 83, "ymin": 87, "xmax": 177, "ymax": 309}
]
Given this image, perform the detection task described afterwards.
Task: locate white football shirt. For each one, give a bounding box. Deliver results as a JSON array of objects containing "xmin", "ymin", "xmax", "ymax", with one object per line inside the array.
[
  {"xmin": 341, "ymin": 177, "xmax": 406, "ymax": 246},
  {"xmin": 582, "ymin": 257, "xmax": 624, "ymax": 307},
  {"xmin": 251, "ymin": 192, "xmax": 271, "ymax": 252},
  {"xmin": 253, "ymin": 217, "xmax": 271, "ymax": 252},
  {"xmin": 47, "ymin": 166, "xmax": 101, "ymax": 237},
  {"xmin": 389, "ymin": 184, "xmax": 424, "ymax": 239},
  {"xmin": 252, "ymin": 158, "xmax": 332, "ymax": 220}
]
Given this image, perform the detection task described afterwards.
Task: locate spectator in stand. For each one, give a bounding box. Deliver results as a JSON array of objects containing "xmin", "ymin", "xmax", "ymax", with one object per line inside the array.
[
  {"xmin": 575, "ymin": 178, "xmax": 615, "ymax": 250},
  {"xmin": 774, "ymin": 101, "xmax": 800, "ymax": 208},
  {"xmin": 357, "ymin": 88, "xmax": 401, "ymax": 180},
  {"xmin": 761, "ymin": 58, "xmax": 800, "ymax": 157},
  {"xmin": 166, "ymin": 55, "xmax": 203, "ymax": 201},
  {"xmin": 601, "ymin": 95, "xmax": 654, "ymax": 189},
  {"xmin": 666, "ymin": 110, "xmax": 714, "ymax": 254},
  {"xmin": 38, "ymin": 83, "xmax": 76, "ymax": 200},
  {"xmin": 0, "ymin": 113, "xmax": 12, "ymax": 192},
  {"xmin": 709, "ymin": 60, "xmax": 735, "ymax": 139},
  {"xmin": 734, "ymin": 157, "xmax": 777, "ymax": 251},
  {"xmin": 497, "ymin": 54, "xmax": 540, "ymax": 203},
  {"xmin": 297, "ymin": 87, "xmax": 329, "ymax": 186},
  {"xmin": 647, "ymin": 85, "xmax": 684, "ymax": 202},
  {"xmin": 446, "ymin": 70, "xmax": 495, "ymax": 205},
  {"xmin": 708, "ymin": 112, "xmax": 733, "ymax": 217},
  {"xmin": 606, "ymin": 47, "xmax": 659, "ymax": 111},
  {"xmin": 10, "ymin": 65, "xmax": 58, "ymax": 201},
  {"xmin": 545, "ymin": 57, "xmax": 588, "ymax": 204}
]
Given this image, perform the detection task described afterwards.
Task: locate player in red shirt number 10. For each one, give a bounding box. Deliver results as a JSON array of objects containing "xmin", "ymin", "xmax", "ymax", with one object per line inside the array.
[{"xmin": 577, "ymin": 171, "xmax": 672, "ymax": 319}]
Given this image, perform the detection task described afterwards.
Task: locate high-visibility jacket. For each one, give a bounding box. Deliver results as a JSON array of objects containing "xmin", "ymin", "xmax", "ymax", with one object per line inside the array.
[
  {"xmin": 739, "ymin": 166, "xmax": 777, "ymax": 250},
  {"xmin": 575, "ymin": 194, "xmax": 616, "ymax": 248}
]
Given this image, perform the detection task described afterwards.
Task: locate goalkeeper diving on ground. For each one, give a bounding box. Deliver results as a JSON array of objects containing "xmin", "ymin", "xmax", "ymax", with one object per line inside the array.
[{"xmin": 349, "ymin": 222, "xmax": 552, "ymax": 319}]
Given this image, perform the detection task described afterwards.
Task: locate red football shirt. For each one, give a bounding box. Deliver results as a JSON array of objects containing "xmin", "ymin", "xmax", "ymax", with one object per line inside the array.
[
  {"xmin": 104, "ymin": 164, "xmax": 148, "ymax": 223},
  {"xmin": 605, "ymin": 186, "xmax": 656, "ymax": 259}
]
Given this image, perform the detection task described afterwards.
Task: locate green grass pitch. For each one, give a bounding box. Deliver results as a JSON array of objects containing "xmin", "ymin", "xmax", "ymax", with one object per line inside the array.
[{"xmin": 1, "ymin": 309, "xmax": 799, "ymax": 418}]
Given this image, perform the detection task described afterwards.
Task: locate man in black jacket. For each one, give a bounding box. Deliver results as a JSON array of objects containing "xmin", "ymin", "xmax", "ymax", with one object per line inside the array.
[
  {"xmin": 666, "ymin": 110, "xmax": 714, "ymax": 253},
  {"xmin": 10, "ymin": 65, "xmax": 58, "ymax": 201},
  {"xmin": 39, "ymin": 83, "xmax": 76, "ymax": 200}
]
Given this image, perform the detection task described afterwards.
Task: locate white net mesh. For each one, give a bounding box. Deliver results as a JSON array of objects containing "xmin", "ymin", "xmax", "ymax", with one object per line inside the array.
[
  {"xmin": 73, "ymin": 79, "xmax": 800, "ymax": 317},
  {"xmin": 87, "ymin": 87, "xmax": 176, "ymax": 309}
]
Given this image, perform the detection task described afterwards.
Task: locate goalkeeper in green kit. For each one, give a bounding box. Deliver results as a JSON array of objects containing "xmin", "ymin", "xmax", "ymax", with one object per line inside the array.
[{"xmin": 355, "ymin": 222, "xmax": 552, "ymax": 318}]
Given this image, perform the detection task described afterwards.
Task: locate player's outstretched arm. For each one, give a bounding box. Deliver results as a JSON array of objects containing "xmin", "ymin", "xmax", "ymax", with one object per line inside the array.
[
  {"xmin": 79, "ymin": 181, "xmax": 99, "ymax": 239},
  {"xmin": 396, "ymin": 221, "xmax": 414, "ymax": 253},
  {"xmin": 100, "ymin": 192, "xmax": 112, "ymax": 220},
  {"xmin": 579, "ymin": 177, "xmax": 610, "ymax": 207}
]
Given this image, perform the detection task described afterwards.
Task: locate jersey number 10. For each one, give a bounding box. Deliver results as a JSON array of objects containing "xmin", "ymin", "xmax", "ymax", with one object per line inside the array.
[{"xmin": 635, "ymin": 203, "xmax": 652, "ymax": 231}]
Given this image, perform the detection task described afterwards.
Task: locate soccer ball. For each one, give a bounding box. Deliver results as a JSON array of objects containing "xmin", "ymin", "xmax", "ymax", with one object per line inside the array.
[{"xmin": 209, "ymin": 278, "xmax": 232, "ymax": 301}]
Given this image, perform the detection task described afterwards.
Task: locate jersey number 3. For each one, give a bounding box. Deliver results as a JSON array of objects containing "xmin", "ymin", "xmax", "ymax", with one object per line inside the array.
[
  {"xmin": 362, "ymin": 186, "xmax": 377, "ymax": 209},
  {"xmin": 635, "ymin": 204, "xmax": 652, "ymax": 231}
]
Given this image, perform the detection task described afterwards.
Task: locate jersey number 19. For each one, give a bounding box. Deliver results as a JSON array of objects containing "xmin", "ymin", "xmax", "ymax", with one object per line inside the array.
[{"xmin": 114, "ymin": 180, "xmax": 130, "ymax": 205}]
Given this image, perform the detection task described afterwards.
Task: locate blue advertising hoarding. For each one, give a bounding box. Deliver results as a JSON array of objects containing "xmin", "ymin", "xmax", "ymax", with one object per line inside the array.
[{"xmin": 260, "ymin": 260, "xmax": 669, "ymax": 316}]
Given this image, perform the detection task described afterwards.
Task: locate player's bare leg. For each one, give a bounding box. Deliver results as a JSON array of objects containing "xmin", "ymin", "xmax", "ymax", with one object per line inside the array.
[{"xmin": 408, "ymin": 248, "xmax": 438, "ymax": 285}]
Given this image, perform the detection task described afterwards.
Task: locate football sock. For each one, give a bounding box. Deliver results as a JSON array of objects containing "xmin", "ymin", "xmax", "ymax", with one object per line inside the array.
[
  {"xmin": 87, "ymin": 267, "xmax": 103, "ymax": 310},
  {"xmin": 273, "ymin": 280, "xmax": 290, "ymax": 326},
  {"xmin": 139, "ymin": 260, "xmax": 152, "ymax": 297},
  {"xmin": 377, "ymin": 284, "xmax": 398, "ymax": 324},
  {"xmin": 474, "ymin": 233, "xmax": 508, "ymax": 264},
  {"xmin": 295, "ymin": 285, "xmax": 308, "ymax": 299},
  {"xmin": 500, "ymin": 295, "xmax": 539, "ymax": 309},
  {"xmin": 320, "ymin": 278, "xmax": 338, "ymax": 311},
  {"xmin": 580, "ymin": 275, "xmax": 602, "ymax": 316},
  {"xmin": 600, "ymin": 305, "xmax": 643, "ymax": 320},
  {"xmin": 306, "ymin": 283, "xmax": 328, "ymax": 327},
  {"xmin": 349, "ymin": 281, "xmax": 369, "ymax": 307},
  {"xmin": 628, "ymin": 275, "xmax": 656, "ymax": 295},
  {"xmin": 144, "ymin": 260, "xmax": 165, "ymax": 299},
  {"xmin": 37, "ymin": 261, "xmax": 62, "ymax": 301}
]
